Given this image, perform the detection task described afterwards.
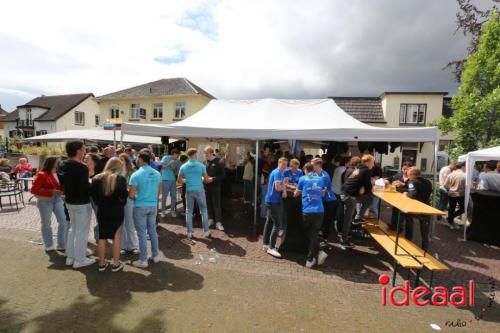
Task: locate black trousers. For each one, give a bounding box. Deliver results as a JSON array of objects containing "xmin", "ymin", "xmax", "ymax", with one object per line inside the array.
[
  {"xmin": 320, "ymin": 201, "xmax": 336, "ymax": 240},
  {"xmin": 302, "ymin": 213, "xmax": 323, "ymax": 261},
  {"xmin": 405, "ymin": 215, "xmax": 431, "ymax": 251},
  {"xmin": 206, "ymin": 185, "xmax": 222, "ymax": 222},
  {"xmin": 448, "ymin": 196, "xmax": 465, "ymax": 225},
  {"xmin": 263, "ymin": 203, "xmax": 283, "ymax": 249}
]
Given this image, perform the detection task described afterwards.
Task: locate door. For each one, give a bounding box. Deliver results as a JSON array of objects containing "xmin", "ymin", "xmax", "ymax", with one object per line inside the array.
[{"xmin": 401, "ymin": 149, "xmax": 417, "ymax": 167}]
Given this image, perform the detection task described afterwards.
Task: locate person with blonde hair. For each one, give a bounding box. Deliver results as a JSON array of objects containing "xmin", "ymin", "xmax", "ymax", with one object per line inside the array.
[{"xmin": 91, "ymin": 157, "xmax": 128, "ymax": 272}]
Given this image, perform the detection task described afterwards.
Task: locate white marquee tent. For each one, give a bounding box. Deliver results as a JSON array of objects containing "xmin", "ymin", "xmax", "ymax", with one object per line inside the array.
[
  {"xmin": 21, "ymin": 129, "xmax": 167, "ymax": 145},
  {"xmin": 123, "ymin": 99, "xmax": 441, "ymax": 226},
  {"xmin": 458, "ymin": 145, "xmax": 500, "ymax": 240}
]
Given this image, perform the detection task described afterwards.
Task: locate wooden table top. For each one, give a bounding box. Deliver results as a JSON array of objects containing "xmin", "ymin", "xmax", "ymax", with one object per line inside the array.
[{"xmin": 373, "ymin": 190, "xmax": 446, "ymax": 216}]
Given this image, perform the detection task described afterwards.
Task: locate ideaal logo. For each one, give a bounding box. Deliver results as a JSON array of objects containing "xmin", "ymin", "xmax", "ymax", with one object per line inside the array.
[{"xmin": 378, "ymin": 274, "xmax": 474, "ymax": 306}]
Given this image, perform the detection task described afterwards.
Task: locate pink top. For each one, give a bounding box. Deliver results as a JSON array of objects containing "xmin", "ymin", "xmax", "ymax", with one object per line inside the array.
[{"xmin": 12, "ymin": 163, "xmax": 33, "ymax": 174}]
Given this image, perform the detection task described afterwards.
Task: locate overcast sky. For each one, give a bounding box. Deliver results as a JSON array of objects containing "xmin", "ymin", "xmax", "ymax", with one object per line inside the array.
[{"xmin": 0, "ymin": 0, "xmax": 493, "ymax": 111}]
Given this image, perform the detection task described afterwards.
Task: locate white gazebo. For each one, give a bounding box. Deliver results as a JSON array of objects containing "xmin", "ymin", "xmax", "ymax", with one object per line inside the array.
[
  {"xmin": 458, "ymin": 145, "xmax": 500, "ymax": 240},
  {"xmin": 122, "ymin": 99, "xmax": 441, "ymax": 225}
]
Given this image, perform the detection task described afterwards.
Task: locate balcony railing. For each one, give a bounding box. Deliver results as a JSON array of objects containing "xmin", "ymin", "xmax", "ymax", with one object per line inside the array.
[{"xmin": 16, "ymin": 119, "xmax": 34, "ymax": 128}]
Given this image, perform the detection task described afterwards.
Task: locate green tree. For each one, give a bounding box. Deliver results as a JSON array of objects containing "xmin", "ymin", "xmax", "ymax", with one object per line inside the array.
[{"xmin": 435, "ymin": 9, "xmax": 500, "ymax": 159}]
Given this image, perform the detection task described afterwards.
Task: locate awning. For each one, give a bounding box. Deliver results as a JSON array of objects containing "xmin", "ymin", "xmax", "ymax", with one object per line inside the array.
[{"xmin": 21, "ymin": 129, "xmax": 171, "ymax": 145}]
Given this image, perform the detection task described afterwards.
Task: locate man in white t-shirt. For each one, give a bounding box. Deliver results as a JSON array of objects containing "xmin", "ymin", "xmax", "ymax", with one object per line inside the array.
[{"xmin": 437, "ymin": 161, "xmax": 456, "ymax": 219}]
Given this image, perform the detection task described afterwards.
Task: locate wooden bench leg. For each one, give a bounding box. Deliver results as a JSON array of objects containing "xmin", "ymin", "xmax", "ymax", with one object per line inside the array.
[
  {"xmin": 429, "ymin": 271, "xmax": 435, "ymax": 289},
  {"xmin": 414, "ymin": 269, "xmax": 421, "ymax": 288},
  {"xmin": 392, "ymin": 260, "xmax": 398, "ymax": 286},
  {"xmin": 394, "ymin": 210, "xmax": 401, "ymax": 255}
]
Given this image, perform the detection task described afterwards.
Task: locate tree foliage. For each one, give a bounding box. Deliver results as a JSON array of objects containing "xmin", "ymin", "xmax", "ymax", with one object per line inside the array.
[
  {"xmin": 436, "ymin": 9, "xmax": 500, "ymax": 159},
  {"xmin": 445, "ymin": 0, "xmax": 498, "ymax": 81}
]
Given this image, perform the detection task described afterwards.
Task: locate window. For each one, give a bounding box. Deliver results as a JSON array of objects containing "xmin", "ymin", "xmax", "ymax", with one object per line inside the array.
[
  {"xmin": 139, "ymin": 108, "xmax": 146, "ymax": 119},
  {"xmin": 110, "ymin": 105, "xmax": 120, "ymax": 119},
  {"xmin": 95, "ymin": 115, "xmax": 100, "ymax": 126},
  {"xmin": 26, "ymin": 108, "xmax": 32, "ymax": 121},
  {"xmin": 420, "ymin": 158, "xmax": 427, "ymax": 172},
  {"xmin": 175, "ymin": 101, "xmax": 186, "ymax": 119},
  {"xmin": 130, "ymin": 103, "xmax": 141, "ymax": 119},
  {"xmin": 399, "ymin": 104, "xmax": 426, "ymax": 125},
  {"xmin": 152, "ymin": 103, "xmax": 163, "ymax": 119},
  {"xmin": 36, "ymin": 130, "xmax": 48, "ymax": 136},
  {"xmin": 75, "ymin": 111, "xmax": 85, "ymax": 126},
  {"xmin": 393, "ymin": 157, "xmax": 400, "ymax": 169}
]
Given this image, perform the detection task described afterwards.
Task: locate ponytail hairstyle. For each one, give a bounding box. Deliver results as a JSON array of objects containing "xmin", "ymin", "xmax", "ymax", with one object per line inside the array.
[{"xmin": 119, "ymin": 153, "xmax": 135, "ymax": 179}]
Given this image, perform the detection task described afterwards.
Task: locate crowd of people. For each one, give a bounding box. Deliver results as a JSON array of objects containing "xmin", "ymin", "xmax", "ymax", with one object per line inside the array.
[
  {"xmin": 14, "ymin": 140, "xmax": 500, "ymax": 271},
  {"xmin": 28, "ymin": 141, "xmax": 227, "ymax": 271}
]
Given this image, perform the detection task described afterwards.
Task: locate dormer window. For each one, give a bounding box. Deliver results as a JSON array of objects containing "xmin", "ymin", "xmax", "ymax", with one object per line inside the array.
[{"xmin": 399, "ymin": 104, "xmax": 426, "ymax": 125}]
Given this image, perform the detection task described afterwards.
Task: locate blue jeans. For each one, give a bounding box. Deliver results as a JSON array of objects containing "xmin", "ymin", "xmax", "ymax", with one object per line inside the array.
[
  {"xmin": 185, "ymin": 189, "xmax": 209, "ymax": 234},
  {"xmin": 133, "ymin": 206, "xmax": 159, "ymax": 262},
  {"xmin": 36, "ymin": 195, "xmax": 68, "ymax": 248},
  {"xmin": 121, "ymin": 198, "xmax": 138, "ymax": 250},
  {"xmin": 66, "ymin": 203, "xmax": 92, "ymax": 262},
  {"xmin": 438, "ymin": 188, "xmax": 449, "ymax": 211},
  {"xmin": 368, "ymin": 195, "xmax": 379, "ymax": 217},
  {"xmin": 161, "ymin": 180, "xmax": 177, "ymax": 211},
  {"xmin": 243, "ymin": 180, "xmax": 254, "ymax": 203}
]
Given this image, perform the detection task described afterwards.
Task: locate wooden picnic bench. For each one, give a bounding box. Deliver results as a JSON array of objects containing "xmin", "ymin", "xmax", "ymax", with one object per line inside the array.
[{"xmin": 364, "ymin": 219, "xmax": 449, "ymax": 287}]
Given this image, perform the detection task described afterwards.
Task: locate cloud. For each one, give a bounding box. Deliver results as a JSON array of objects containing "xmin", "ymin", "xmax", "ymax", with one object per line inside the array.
[{"xmin": 0, "ymin": 0, "xmax": 493, "ymax": 111}]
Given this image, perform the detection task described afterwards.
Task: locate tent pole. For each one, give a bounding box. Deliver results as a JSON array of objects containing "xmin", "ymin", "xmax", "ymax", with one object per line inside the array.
[
  {"xmin": 431, "ymin": 140, "xmax": 438, "ymax": 241},
  {"xmin": 253, "ymin": 140, "xmax": 259, "ymax": 229},
  {"xmin": 120, "ymin": 131, "xmax": 124, "ymax": 146},
  {"xmin": 463, "ymin": 155, "xmax": 470, "ymax": 241}
]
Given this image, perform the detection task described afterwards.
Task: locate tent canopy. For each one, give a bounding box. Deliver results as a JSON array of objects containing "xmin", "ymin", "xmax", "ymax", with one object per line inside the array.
[
  {"xmin": 458, "ymin": 146, "xmax": 500, "ymax": 240},
  {"xmin": 122, "ymin": 99, "xmax": 439, "ymax": 142},
  {"xmin": 21, "ymin": 129, "xmax": 168, "ymax": 145}
]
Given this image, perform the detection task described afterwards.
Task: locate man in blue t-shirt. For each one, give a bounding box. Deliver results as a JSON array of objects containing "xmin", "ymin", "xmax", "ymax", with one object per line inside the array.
[
  {"xmin": 160, "ymin": 149, "xmax": 181, "ymax": 217},
  {"xmin": 178, "ymin": 148, "xmax": 212, "ymax": 239},
  {"xmin": 284, "ymin": 158, "xmax": 304, "ymax": 187},
  {"xmin": 295, "ymin": 163, "xmax": 329, "ymax": 268},
  {"xmin": 312, "ymin": 158, "xmax": 336, "ymax": 243},
  {"xmin": 263, "ymin": 157, "xmax": 288, "ymax": 258},
  {"xmin": 129, "ymin": 150, "xmax": 162, "ymax": 268}
]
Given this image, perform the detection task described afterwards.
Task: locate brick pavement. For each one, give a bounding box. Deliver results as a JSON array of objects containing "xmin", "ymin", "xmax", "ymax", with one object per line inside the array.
[{"xmin": 1, "ymin": 193, "xmax": 499, "ymax": 331}]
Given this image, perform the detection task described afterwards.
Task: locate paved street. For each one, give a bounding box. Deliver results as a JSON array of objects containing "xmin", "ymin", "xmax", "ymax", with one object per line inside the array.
[{"xmin": 0, "ymin": 194, "xmax": 499, "ymax": 332}]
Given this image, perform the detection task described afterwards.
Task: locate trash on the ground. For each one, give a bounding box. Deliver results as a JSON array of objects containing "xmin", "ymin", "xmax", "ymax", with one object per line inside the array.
[
  {"xmin": 430, "ymin": 323, "xmax": 442, "ymax": 331},
  {"xmin": 208, "ymin": 248, "xmax": 219, "ymax": 263},
  {"xmin": 195, "ymin": 254, "xmax": 204, "ymax": 265},
  {"xmin": 208, "ymin": 257, "xmax": 217, "ymax": 263},
  {"xmin": 29, "ymin": 240, "xmax": 43, "ymax": 245}
]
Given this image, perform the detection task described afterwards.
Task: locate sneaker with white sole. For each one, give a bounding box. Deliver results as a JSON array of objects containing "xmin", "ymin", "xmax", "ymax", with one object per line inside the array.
[
  {"xmin": 120, "ymin": 249, "xmax": 126, "ymax": 255},
  {"xmin": 305, "ymin": 258, "xmax": 316, "ymax": 268},
  {"xmin": 132, "ymin": 260, "xmax": 148, "ymax": 268},
  {"xmin": 98, "ymin": 262, "xmax": 109, "ymax": 272},
  {"xmin": 203, "ymin": 231, "xmax": 211, "ymax": 238},
  {"xmin": 267, "ymin": 248, "xmax": 282, "ymax": 258},
  {"xmin": 111, "ymin": 261, "xmax": 124, "ymax": 272},
  {"xmin": 187, "ymin": 232, "xmax": 193, "ymax": 239},
  {"xmin": 262, "ymin": 245, "xmax": 269, "ymax": 252},
  {"xmin": 208, "ymin": 219, "xmax": 215, "ymax": 227},
  {"xmin": 215, "ymin": 222, "xmax": 224, "ymax": 231},
  {"xmin": 340, "ymin": 241, "xmax": 355, "ymax": 250},
  {"xmin": 317, "ymin": 250, "xmax": 328, "ymax": 266},
  {"xmin": 65, "ymin": 258, "xmax": 74, "ymax": 266},
  {"xmin": 278, "ymin": 230, "xmax": 284, "ymax": 237},
  {"xmin": 73, "ymin": 257, "xmax": 96, "ymax": 269},
  {"xmin": 152, "ymin": 255, "xmax": 160, "ymax": 264},
  {"xmin": 132, "ymin": 248, "xmax": 140, "ymax": 255},
  {"xmin": 86, "ymin": 248, "xmax": 95, "ymax": 256},
  {"xmin": 171, "ymin": 211, "xmax": 177, "ymax": 218},
  {"xmin": 45, "ymin": 245, "xmax": 56, "ymax": 252}
]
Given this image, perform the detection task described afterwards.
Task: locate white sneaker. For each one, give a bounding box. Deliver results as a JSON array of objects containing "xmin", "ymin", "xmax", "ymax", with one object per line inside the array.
[
  {"xmin": 203, "ymin": 231, "xmax": 211, "ymax": 238},
  {"xmin": 159, "ymin": 211, "xmax": 166, "ymax": 218},
  {"xmin": 187, "ymin": 232, "xmax": 193, "ymax": 239},
  {"xmin": 171, "ymin": 211, "xmax": 177, "ymax": 218},
  {"xmin": 305, "ymin": 258, "xmax": 316, "ymax": 268},
  {"xmin": 65, "ymin": 258, "xmax": 74, "ymax": 266},
  {"xmin": 262, "ymin": 245, "xmax": 269, "ymax": 252},
  {"xmin": 278, "ymin": 230, "xmax": 284, "ymax": 237},
  {"xmin": 267, "ymin": 248, "xmax": 282, "ymax": 258},
  {"xmin": 86, "ymin": 248, "xmax": 95, "ymax": 256},
  {"xmin": 152, "ymin": 255, "xmax": 160, "ymax": 264},
  {"xmin": 215, "ymin": 222, "xmax": 224, "ymax": 231},
  {"xmin": 132, "ymin": 260, "xmax": 148, "ymax": 268},
  {"xmin": 317, "ymin": 250, "xmax": 328, "ymax": 266},
  {"xmin": 73, "ymin": 257, "xmax": 96, "ymax": 269},
  {"xmin": 208, "ymin": 219, "xmax": 215, "ymax": 227},
  {"xmin": 120, "ymin": 249, "xmax": 126, "ymax": 255},
  {"xmin": 45, "ymin": 245, "xmax": 56, "ymax": 252}
]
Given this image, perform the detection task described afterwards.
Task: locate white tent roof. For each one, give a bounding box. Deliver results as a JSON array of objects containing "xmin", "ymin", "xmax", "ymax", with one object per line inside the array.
[
  {"xmin": 458, "ymin": 146, "xmax": 500, "ymax": 240},
  {"xmin": 122, "ymin": 99, "xmax": 439, "ymax": 142},
  {"xmin": 21, "ymin": 129, "xmax": 165, "ymax": 145}
]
